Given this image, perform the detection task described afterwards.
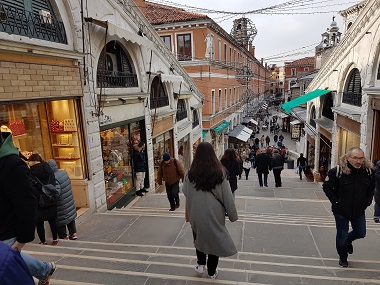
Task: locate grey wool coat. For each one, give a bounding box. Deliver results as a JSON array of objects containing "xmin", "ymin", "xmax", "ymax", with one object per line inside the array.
[
  {"xmin": 47, "ymin": 159, "xmax": 77, "ymax": 227},
  {"xmin": 182, "ymin": 174, "xmax": 238, "ymax": 257}
]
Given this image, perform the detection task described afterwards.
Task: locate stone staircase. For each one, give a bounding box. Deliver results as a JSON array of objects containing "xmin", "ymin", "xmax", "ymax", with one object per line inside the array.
[{"xmin": 24, "ymin": 193, "xmax": 380, "ymax": 285}]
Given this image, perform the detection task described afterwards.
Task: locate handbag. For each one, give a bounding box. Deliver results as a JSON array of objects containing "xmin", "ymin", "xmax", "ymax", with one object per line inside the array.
[{"xmin": 210, "ymin": 190, "xmax": 226, "ymax": 211}]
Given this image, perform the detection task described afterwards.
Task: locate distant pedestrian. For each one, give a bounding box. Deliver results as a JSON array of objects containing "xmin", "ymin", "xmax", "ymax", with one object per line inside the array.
[
  {"xmin": 249, "ymin": 149, "xmax": 256, "ymax": 168},
  {"xmin": 260, "ymin": 135, "xmax": 265, "ymax": 148},
  {"xmin": 279, "ymin": 134, "xmax": 284, "ymax": 142},
  {"xmin": 274, "ymin": 134, "xmax": 278, "ymax": 143},
  {"xmin": 255, "ymin": 137, "xmax": 259, "ymax": 147},
  {"xmin": 221, "ymin": 149, "xmax": 240, "ymax": 198},
  {"xmin": 47, "ymin": 159, "xmax": 78, "ymax": 241},
  {"xmin": 182, "ymin": 142, "xmax": 238, "ymax": 279},
  {"xmin": 157, "ymin": 153, "xmax": 186, "ymax": 211},
  {"xmin": 243, "ymin": 158, "xmax": 251, "ymax": 180},
  {"xmin": 237, "ymin": 155, "xmax": 243, "ymax": 180},
  {"xmin": 323, "ymin": 147, "xmax": 375, "ymax": 268},
  {"xmin": 133, "ymin": 141, "xmax": 147, "ymax": 196},
  {"xmin": 373, "ymin": 159, "xmax": 380, "ymax": 223},
  {"xmin": 272, "ymin": 149, "xmax": 284, "ymax": 187},
  {"xmin": 255, "ymin": 149, "xmax": 272, "ymax": 187},
  {"xmin": 265, "ymin": 135, "xmax": 270, "ymax": 147},
  {"xmin": 297, "ymin": 153, "xmax": 308, "ymax": 180}
]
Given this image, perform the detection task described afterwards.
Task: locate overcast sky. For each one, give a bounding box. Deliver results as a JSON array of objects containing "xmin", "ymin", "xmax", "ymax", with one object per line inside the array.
[{"xmin": 152, "ymin": 0, "xmax": 359, "ymax": 65}]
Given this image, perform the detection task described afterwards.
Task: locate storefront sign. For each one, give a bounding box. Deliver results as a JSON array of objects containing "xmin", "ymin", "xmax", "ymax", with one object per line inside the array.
[{"xmin": 291, "ymin": 124, "xmax": 300, "ymax": 140}]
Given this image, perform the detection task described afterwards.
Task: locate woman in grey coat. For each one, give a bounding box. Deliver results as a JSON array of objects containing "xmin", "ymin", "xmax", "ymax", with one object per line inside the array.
[
  {"xmin": 47, "ymin": 159, "xmax": 78, "ymax": 240},
  {"xmin": 182, "ymin": 142, "xmax": 238, "ymax": 279}
]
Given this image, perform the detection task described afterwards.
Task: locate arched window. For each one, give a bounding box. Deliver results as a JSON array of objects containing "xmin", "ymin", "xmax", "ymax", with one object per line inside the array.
[
  {"xmin": 192, "ymin": 110, "xmax": 199, "ymax": 128},
  {"xmin": 321, "ymin": 92, "xmax": 334, "ymax": 120},
  {"xmin": 310, "ymin": 106, "xmax": 316, "ymax": 128},
  {"xmin": 150, "ymin": 76, "xmax": 169, "ymax": 109},
  {"xmin": 97, "ymin": 41, "xmax": 138, "ymax": 88},
  {"xmin": 343, "ymin": 68, "xmax": 362, "ymax": 106},
  {"xmin": 176, "ymin": 99, "xmax": 187, "ymax": 121}
]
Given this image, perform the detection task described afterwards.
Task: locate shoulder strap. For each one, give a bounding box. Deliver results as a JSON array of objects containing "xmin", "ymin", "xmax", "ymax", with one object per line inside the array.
[
  {"xmin": 336, "ymin": 165, "xmax": 342, "ymax": 178},
  {"xmin": 210, "ymin": 190, "xmax": 226, "ymax": 210}
]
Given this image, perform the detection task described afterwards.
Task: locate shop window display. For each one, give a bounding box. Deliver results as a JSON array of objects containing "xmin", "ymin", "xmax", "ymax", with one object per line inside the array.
[
  {"xmin": 0, "ymin": 100, "xmax": 84, "ymax": 179},
  {"xmin": 101, "ymin": 125, "xmax": 140, "ymax": 207}
]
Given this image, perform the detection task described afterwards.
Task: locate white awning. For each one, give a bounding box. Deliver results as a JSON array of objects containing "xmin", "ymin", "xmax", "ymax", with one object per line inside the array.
[
  {"xmin": 277, "ymin": 113, "xmax": 289, "ymax": 119},
  {"xmin": 235, "ymin": 131, "xmax": 251, "ymax": 142},
  {"xmin": 228, "ymin": 125, "xmax": 253, "ymax": 142},
  {"xmin": 290, "ymin": 120, "xmax": 301, "ymax": 125},
  {"xmin": 107, "ymin": 23, "xmax": 154, "ymax": 49},
  {"xmin": 160, "ymin": 74, "xmax": 183, "ymax": 83},
  {"xmin": 303, "ymin": 126, "xmax": 316, "ymax": 138}
]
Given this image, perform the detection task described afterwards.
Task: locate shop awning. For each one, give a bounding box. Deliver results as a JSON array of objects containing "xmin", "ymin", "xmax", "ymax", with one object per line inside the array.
[
  {"xmin": 303, "ymin": 126, "xmax": 316, "ymax": 138},
  {"xmin": 281, "ymin": 89, "xmax": 331, "ymax": 114},
  {"xmin": 314, "ymin": 117, "xmax": 334, "ymax": 132},
  {"xmin": 213, "ymin": 121, "xmax": 230, "ymax": 133},
  {"xmin": 242, "ymin": 117, "xmax": 258, "ymax": 125},
  {"xmin": 107, "ymin": 22, "xmax": 154, "ymax": 49},
  {"xmin": 160, "ymin": 74, "xmax": 183, "ymax": 84},
  {"xmin": 228, "ymin": 125, "xmax": 253, "ymax": 142},
  {"xmin": 290, "ymin": 120, "xmax": 301, "ymax": 125},
  {"xmin": 331, "ymin": 106, "xmax": 361, "ymax": 121}
]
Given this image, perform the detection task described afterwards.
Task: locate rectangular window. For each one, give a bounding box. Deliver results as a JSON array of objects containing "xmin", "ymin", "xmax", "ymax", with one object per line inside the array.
[
  {"xmin": 377, "ymin": 63, "xmax": 380, "ymax": 80},
  {"xmin": 211, "ymin": 90, "xmax": 215, "ymax": 114},
  {"xmin": 160, "ymin": 35, "xmax": 171, "ymax": 51},
  {"xmin": 218, "ymin": 40, "xmax": 222, "ymax": 61},
  {"xmin": 218, "ymin": 89, "xmax": 222, "ymax": 112},
  {"xmin": 229, "ymin": 89, "xmax": 232, "ymax": 105},
  {"xmin": 177, "ymin": 34, "xmax": 192, "ymax": 61},
  {"xmin": 224, "ymin": 44, "xmax": 227, "ymax": 63},
  {"xmin": 229, "ymin": 48, "xmax": 232, "ymax": 64},
  {"xmin": 291, "ymin": 68, "xmax": 296, "ymax": 76},
  {"xmin": 234, "ymin": 50, "xmax": 236, "ymax": 66},
  {"xmin": 224, "ymin": 89, "xmax": 227, "ymax": 110}
]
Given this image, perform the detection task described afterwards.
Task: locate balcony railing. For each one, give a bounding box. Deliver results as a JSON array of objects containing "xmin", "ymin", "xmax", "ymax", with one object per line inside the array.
[
  {"xmin": 97, "ymin": 71, "xmax": 138, "ymax": 88},
  {"xmin": 0, "ymin": 4, "xmax": 67, "ymax": 44},
  {"xmin": 342, "ymin": 92, "xmax": 362, "ymax": 107},
  {"xmin": 176, "ymin": 110, "xmax": 187, "ymax": 122},
  {"xmin": 150, "ymin": 96, "xmax": 169, "ymax": 109}
]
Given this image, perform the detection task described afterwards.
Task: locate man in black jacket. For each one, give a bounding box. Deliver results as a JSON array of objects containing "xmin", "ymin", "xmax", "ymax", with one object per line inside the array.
[
  {"xmin": 323, "ymin": 147, "xmax": 375, "ymax": 268},
  {"xmin": 255, "ymin": 149, "xmax": 272, "ymax": 187},
  {"xmin": 133, "ymin": 141, "xmax": 147, "ymax": 196},
  {"xmin": 272, "ymin": 149, "xmax": 284, "ymax": 187},
  {"xmin": 0, "ymin": 128, "xmax": 55, "ymax": 284}
]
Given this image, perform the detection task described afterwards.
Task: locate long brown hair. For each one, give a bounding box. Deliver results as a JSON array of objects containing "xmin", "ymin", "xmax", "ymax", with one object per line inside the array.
[{"xmin": 188, "ymin": 142, "xmax": 225, "ymax": 191}]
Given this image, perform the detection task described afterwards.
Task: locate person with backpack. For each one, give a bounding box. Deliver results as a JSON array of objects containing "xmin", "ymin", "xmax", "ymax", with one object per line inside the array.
[
  {"xmin": 157, "ymin": 153, "xmax": 185, "ymax": 211},
  {"xmin": 323, "ymin": 147, "xmax": 375, "ymax": 268},
  {"xmin": 0, "ymin": 128, "xmax": 56, "ymax": 285},
  {"xmin": 47, "ymin": 159, "xmax": 78, "ymax": 240},
  {"xmin": 29, "ymin": 154, "xmax": 60, "ymax": 246}
]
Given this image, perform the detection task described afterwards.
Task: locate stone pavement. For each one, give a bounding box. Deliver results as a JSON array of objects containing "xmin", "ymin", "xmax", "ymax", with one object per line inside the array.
[{"xmin": 25, "ymin": 168, "xmax": 380, "ymax": 284}]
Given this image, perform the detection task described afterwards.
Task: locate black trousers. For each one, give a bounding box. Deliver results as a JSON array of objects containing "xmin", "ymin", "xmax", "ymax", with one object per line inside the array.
[
  {"xmin": 57, "ymin": 220, "xmax": 77, "ymax": 239},
  {"xmin": 165, "ymin": 181, "xmax": 180, "ymax": 209},
  {"xmin": 273, "ymin": 169, "xmax": 282, "ymax": 187},
  {"xmin": 196, "ymin": 249, "xmax": 219, "ymax": 276},
  {"xmin": 36, "ymin": 217, "xmax": 58, "ymax": 242},
  {"xmin": 244, "ymin": 168, "xmax": 250, "ymax": 179}
]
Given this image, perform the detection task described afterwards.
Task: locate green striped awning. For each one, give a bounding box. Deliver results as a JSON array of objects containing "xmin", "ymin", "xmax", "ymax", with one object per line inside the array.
[
  {"xmin": 281, "ymin": 89, "xmax": 331, "ymax": 114},
  {"xmin": 213, "ymin": 121, "xmax": 230, "ymax": 133}
]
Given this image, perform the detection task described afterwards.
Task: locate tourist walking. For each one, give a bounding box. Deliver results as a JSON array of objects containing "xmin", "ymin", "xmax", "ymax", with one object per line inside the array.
[
  {"xmin": 133, "ymin": 141, "xmax": 147, "ymax": 196},
  {"xmin": 182, "ymin": 142, "xmax": 238, "ymax": 279},
  {"xmin": 272, "ymin": 149, "xmax": 284, "ymax": 187},
  {"xmin": 323, "ymin": 147, "xmax": 375, "ymax": 268},
  {"xmin": 243, "ymin": 158, "xmax": 251, "ymax": 180},
  {"xmin": 255, "ymin": 149, "xmax": 272, "ymax": 187},
  {"xmin": 297, "ymin": 153, "xmax": 308, "ymax": 180},
  {"xmin": 157, "ymin": 153, "xmax": 185, "ymax": 211},
  {"xmin": 260, "ymin": 135, "xmax": 265, "ymax": 148},
  {"xmin": 47, "ymin": 159, "xmax": 78, "ymax": 240},
  {"xmin": 265, "ymin": 135, "xmax": 270, "ymax": 147},
  {"xmin": 220, "ymin": 149, "xmax": 240, "ymax": 198},
  {"xmin": 274, "ymin": 134, "xmax": 278, "ymax": 144}
]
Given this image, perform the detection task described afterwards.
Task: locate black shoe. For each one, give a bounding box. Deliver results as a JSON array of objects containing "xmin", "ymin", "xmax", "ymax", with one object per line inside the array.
[
  {"xmin": 136, "ymin": 191, "xmax": 143, "ymax": 196},
  {"xmin": 374, "ymin": 218, "xmax": 380, "ymax": 223},
  {"xmin": 264, "ymin": 185, "xmax": 268, "ymax": 187},
  {"xmin": 339, "ymin": 259, "xmax": 348, "ymax": 268},
  {"xmin": 141, "ymin": 189, "xmax": 149, "ymax": 193},
  {"xmin": 175, "ymin": 202, "xmax": 180, "ymax": 209},
  {"xmin": 347, "ymin": 243, "xmax": 353, "ymax": 254},
  {"xmin": 169, "ymin": 208, "xmax": 175, "ymax": 211}
]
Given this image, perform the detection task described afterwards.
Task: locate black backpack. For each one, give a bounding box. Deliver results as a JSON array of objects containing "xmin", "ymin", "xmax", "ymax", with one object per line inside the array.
[{"xmin": 30, "ymin": 174, "xmax": 61, "ymax": 208}]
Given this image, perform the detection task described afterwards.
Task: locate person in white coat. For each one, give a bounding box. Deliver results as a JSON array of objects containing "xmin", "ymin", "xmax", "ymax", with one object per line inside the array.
[{"xmin": 182, "ymin": 142, "xmax": 238, "ymax": 279}]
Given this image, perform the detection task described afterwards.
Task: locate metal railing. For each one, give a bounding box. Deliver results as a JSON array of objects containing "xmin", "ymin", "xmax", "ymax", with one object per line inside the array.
[
  {"xmin": 176, "ymin": 110, "xmax": 187, "ymax": 122},
  {"xmin": 150, "ymin": 96, "xmax": 169, "ymax": 109},
  {"xmin": 97, "ymin": 71, "xmax": 138, "ymax": 88},
  {"xmin": 342, "ymin": 92, "xmax": 362, "ymax": 107},
  {"xmin": 0, "ymin": 4, "xmax": 67, "ymax": 44}
]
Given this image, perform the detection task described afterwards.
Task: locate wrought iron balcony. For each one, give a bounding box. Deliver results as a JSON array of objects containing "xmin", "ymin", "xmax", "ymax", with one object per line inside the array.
[
  {"xmin": 0, "ymin": 4, "xmax": 67, "ymax": 44},
  {"xmin": 150, "ymin": 96, "xmax": 169, "ymax": 109},
  {"xmin": 342, "ymin": 92, "xmax": 362, "ymax": 107},
  {"xmin": 97, "ymin": 71, "xmax": 138, "ymax": 88},
  {"xmin": 192, "ymin": 119, "xmax": 199, "ymax": 128},
  {"xmin": 176, "ymin": 110, "xmax": 187, "ymax": 122}
]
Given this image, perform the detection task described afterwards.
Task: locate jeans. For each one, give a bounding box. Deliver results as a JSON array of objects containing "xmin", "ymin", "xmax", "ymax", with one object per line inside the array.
[
  {"xmin": 57, "ymin": 220, "xmax": 77, "ymax": 239},
  {"xmin": 166, "ymin": 181, "xmax": 180, "ymax": 209},
  {"xmin": 243, "ymin": 168, "xmax": 250, "ymax": 179},
  {"xmin": 374, "ymin": 203, "xmax": 380, "ymax": 218},
  {"xmin": 135, "ymin": 172, "xmax": 145, "ymax": 191},
  {"xmin": 257, "ymin": 173, "xmax": 268, "ymax": 186},
  {"xmin": 334, "ymin": 214, "xmax": 366, "ymax": 261},
  {"xmin": 2, "ymin": 237, "xmax": 51, "ymax": 281},
  {"xmin": 299, "ymin": 166, "xmax": 306, "ymax": 179},
  {"xmin": 196, "ymin": 249, "xmax": 219, "ymax": 276},
  {"xmin": 273, "ymin": 169, "xmax": 282, "ymax": 187}
]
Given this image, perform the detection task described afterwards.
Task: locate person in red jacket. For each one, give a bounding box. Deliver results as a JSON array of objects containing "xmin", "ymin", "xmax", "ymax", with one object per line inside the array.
[{"xmin": 157, "ymin": 153, "xmax": 185, "ymax": 211}]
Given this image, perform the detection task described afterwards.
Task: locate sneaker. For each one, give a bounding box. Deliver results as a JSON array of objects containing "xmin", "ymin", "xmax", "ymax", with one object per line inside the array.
[
  {"xmin": 69, "ymin": 233, "xmax": 78, "ymax": 240},
  {"xmin": 38, "ymin": 262, "xmax": 56, "ymax": 285},
  {"xmin": 208, "ymin": 270, "xmax": 219, "ymax": 279},
  {"xmin": 51, "ymin": 240, "xmax": 59, "ymax": 246},
  {"xmin": 339, "ymin": 259, "xmax": 348, "ymax": 268},
  {"xmin": 194, "ymin": 264, "xmax": 205, "ymax": 274},
  {"xmin": 136, "ymin": 191, "xmax": 144, "ymax": 196},
  {"xmin": 39, "ymin": 242, "xmax": 47, "ymax": 245},
  {"xmin": 175, "ymin": 202, "xmax": 180, "ymax": 209},
  {"xmin": 347, "ymin": 242, "xmax": 353, "ymax": 254},
  {"xmin": 64, "ymin": 235, "xmax": 69, "ymax": 240}
]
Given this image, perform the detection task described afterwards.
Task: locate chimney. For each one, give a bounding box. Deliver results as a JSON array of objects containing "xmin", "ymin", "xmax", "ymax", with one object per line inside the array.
[
  {"xmin": 248, "ymin": 45, "xmax": 255, "ymax": 57},
  {"xmin": 132, "ymin": 0, "xmax": 146, "ymax": 14}
]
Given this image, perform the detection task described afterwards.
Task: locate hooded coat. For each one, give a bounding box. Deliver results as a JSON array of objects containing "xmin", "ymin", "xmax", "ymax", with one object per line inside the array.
[
  {"xmin": 47, "ymin": 159, "xmax": 77, "ymax": 227},
  {"xmin": 323, "ymin": 154, "xmax": 375, "ymax": 218},
  {"xmin": 0, "ymin": 132, "xmax": 37, "ymax": 243},
  {"xmin": 182, "ymin": 174, "xmax": 238, "ymax": 257}
]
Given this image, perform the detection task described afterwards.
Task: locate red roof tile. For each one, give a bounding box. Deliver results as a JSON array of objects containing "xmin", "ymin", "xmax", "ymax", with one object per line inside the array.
[
  {"xmin": 285, "ymin": 57, "xmax": 315, "ymax": 67},
  {"xmin": 144, "ymin": 1, "xmax": 210, "ymax": 25}
]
